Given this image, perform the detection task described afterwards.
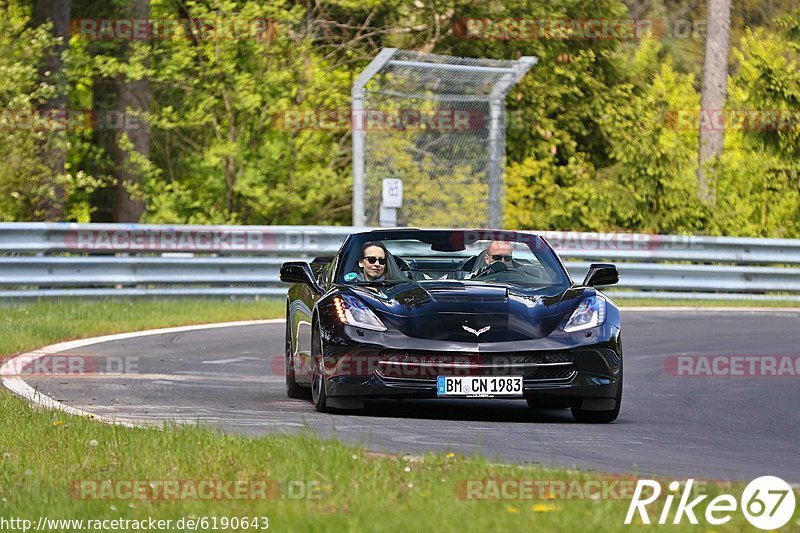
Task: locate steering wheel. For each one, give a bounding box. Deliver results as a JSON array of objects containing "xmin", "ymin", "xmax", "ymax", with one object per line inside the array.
[
  {"xmin": 471, "ymin": 261, "xmax": 510, "ymax": 278},
  {"xmin": 491, "ymin": 269, "xmax": 528, "ymax": 283}
]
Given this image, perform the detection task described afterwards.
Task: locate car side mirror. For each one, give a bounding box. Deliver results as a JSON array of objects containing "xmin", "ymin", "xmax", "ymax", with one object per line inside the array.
[
  {"xmin": 582, "ymin": 263, "xmax": 619, "ymax": 287},
  {"xmin": 280, "ymin": 261, "xmax": 323, "ymax": 294}
]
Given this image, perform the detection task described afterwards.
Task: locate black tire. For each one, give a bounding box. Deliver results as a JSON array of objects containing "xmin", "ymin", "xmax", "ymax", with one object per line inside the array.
[
  {"xmin": 310, "ymin": 321, "xmax": 328, "ymax": 412},
  {"xmin": 285, "ymin": 308, "xmax": 307, "ymax": 399},
  {"xmin": 571, "ymin": 366, "xmax": 623, "ymax": 423}
]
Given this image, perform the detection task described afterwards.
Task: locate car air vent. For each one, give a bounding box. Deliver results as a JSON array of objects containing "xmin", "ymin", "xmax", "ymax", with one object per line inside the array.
[
  {"xmin": 424, "ymin": 284, "xmax": 508, "ymax": 303},
  {"xmin": 430, "ymin": 293, "xmax": 504, "ymax": 302}
]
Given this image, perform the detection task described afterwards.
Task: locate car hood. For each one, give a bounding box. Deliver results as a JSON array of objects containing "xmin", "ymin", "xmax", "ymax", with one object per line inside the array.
[{"xmin": 341, "ymin": 280, "xmax": 586, "ymax": 342}]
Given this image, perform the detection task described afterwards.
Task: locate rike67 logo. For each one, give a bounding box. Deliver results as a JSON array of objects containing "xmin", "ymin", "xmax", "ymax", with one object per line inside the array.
[{"xmin": 625, "ymin": 476, "xmax": 796, "ymax": 530}]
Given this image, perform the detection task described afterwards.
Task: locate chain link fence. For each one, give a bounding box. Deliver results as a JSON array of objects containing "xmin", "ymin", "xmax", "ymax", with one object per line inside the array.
[{"xmin": 352, "ymin": 49, "xmax": 536, "ymax": 228}]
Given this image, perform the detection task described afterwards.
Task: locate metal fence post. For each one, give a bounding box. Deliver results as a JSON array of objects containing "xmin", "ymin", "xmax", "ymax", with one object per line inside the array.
[
  {"xmin": 488, "ymin": 57, "xmax": 537, "ymax": 229},
  {"xmin": 487, "ymin": 100, "xmax": 504, "ymax": 229},
  {"xmin": 351, "ymin": 48, "xmax": 397, "ymax": 227}
]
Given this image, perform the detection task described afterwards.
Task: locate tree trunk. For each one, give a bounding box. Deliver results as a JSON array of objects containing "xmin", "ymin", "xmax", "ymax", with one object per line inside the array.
[
  {"xmin": 87, "ymin": 0, "xmax": 151, "ymax": 222},
  {"xmin": 697, "ymin": 0, "xmax": 732, "ymax": 204},
  {"xmin": 110, "ymin": 0, "xmax": 150, "ymax": 222},
  {"xmin": 90, "ymin": 77, "xmax": 116, "ymax": 222},
  {"xmin": 32, "ymin": 0, "xmax": 71, "ymax": 220},
  {"xmin": 111, "ymin": 75, "xmax": 150, "ymax": 222}
]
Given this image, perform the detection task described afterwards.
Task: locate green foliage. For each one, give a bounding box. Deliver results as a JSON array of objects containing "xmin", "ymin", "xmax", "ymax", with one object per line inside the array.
[
  {"xmin": 709, "ymin": 21, "xmax": 800, "ymax": 237},
  {"xmin": 139, "ymin": 0, "xmax": 355, "ymax": 224},
  {"xmin": 1, "ymin": 0, "xmax": 798, "ymax": 236},
  {"xmin": 598, "ymin": 45, "xmax": 709, "ymax": 234},
  {"xmin": 0, "ymin": 2, "xmax": 60, "ymax": 221},
  {"xmin": 507, "ymin": 11, "xmax": 800, "ymax": 237},
  {"xmin": 506, "ymin": 39, "xmax": 706, "ymax": 233}
]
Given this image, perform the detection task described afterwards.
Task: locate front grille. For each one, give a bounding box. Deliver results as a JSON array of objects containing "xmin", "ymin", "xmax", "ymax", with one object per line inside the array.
[{"xmin": 376, "ymin": 350, "xmax": 575, "ymax": 383}]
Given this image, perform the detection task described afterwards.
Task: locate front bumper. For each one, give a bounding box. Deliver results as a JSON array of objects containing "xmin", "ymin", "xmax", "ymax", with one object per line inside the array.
[{"xmin": 319, "ymin": 322, "xmax": 622, "ymax": 401}]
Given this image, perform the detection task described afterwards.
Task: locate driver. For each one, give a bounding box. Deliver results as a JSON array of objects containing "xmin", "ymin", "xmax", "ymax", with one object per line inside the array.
[
  {"xmin": 472, "ymin": 240, "xmax": 549, "ymax": 282},
  {"xmin": 484, "ymin": 240, "xmax": 514, "ymax": 268},
  {"xmin": 465, "ymin": 240, "xmax": 515, "ymax": 279}
]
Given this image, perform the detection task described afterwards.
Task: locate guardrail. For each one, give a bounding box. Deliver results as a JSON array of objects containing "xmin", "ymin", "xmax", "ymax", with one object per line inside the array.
[{"xmin": 0, "ymin": 223, "xmax": 799, "ymax": 300}]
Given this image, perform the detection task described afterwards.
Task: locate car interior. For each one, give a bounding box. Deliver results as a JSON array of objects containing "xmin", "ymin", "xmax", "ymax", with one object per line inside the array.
[{"xmin": 339, "ymin": 241, "xmax": 553, "ymax": 283}]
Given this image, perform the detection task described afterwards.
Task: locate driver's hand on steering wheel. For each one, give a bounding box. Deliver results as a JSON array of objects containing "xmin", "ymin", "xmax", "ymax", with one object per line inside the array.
[{"xmin": 471, "ymin": 260, "xmax": 509, "ymax": 278}]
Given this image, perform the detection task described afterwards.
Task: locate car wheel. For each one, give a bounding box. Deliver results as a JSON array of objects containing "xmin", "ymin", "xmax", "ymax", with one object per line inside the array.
[
  {"xmin": 571, "ymin": 365, "xmax": 623, "ymax": 423},
  {"xmin": 310, "ymin": 321, "xmax": 328, "ymax": 412},
  {"xmin": 285, "ymin": 308, "xmax": 307, "ymax": 399}
]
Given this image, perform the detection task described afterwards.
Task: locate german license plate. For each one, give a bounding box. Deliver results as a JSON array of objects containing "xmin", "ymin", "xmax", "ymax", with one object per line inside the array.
[{"xmin": 436, "ymin": 376, "xmax": 523, "ymax": 397}]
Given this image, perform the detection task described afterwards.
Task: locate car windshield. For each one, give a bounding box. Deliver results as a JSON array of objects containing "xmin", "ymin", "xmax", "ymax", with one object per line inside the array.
[{"xmin": 336, "ymin": 230, "xmax": 571, "ymax": 290}]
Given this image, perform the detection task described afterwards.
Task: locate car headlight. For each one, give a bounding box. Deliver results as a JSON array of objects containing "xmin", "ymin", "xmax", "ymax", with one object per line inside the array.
[
  {"xmin": 333, "ymin": 295, "xmax": 387, "ymax": 331},
  {"xmin": 563, "ymin": 295, "xmax": 607, "ymax": 332}
]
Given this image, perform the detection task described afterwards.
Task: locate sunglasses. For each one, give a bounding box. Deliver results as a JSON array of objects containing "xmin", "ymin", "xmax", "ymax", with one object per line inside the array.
[
  {"xmin": 491, "ymin": 254, "xmax": 513, "ymax": 262},
  {"xmin": 363, "ymin": 256, "xmax": 387, "ymax": 265}
]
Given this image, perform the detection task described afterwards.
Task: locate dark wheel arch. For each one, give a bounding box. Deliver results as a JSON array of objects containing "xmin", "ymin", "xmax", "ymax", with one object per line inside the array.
[
  {"xmin": 571, "ymin": 363, "xmax": 623, "ymax": 423},
  {"xmin": 285, "ymin": 303, "xmax": 308, "ymax": 399},
  {"xmin": 310, "ymin": 315, "xmax": 329, "ymax": 412}
]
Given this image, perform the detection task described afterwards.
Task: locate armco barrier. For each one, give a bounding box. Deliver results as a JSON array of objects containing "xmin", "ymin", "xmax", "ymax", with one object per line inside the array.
[{"xmin": 0, "ymin": 223, "xmax": 798, "ymax": 300}]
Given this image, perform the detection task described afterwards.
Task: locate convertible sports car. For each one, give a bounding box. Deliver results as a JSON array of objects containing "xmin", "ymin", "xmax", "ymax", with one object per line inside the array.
[{"xmin": 280, "ymin": 229, "xmax": 622, "ymax": 423}]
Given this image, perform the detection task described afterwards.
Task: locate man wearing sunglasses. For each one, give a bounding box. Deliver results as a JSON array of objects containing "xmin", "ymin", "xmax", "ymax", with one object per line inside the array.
[
  {"xmin": 463, "ymin": 240, "xmax": 516, "ymax": 279},
  {"xmin": 484, "ymin": 240, "xmax": 514, "ymax": 267},
  {"xmin": 357, "ymin": 241, "xmax": 388, "ymax": 281}
]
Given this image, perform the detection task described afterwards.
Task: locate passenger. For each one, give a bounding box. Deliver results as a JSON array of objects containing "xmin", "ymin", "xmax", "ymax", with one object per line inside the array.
[{"xmin": 357, "ymin": 241, "xmax": 388, "ymax": 281}]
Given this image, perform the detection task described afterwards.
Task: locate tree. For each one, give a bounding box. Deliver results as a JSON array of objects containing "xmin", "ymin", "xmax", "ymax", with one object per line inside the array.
[
  {"xmin": 31, "ymin": 0, "xmax": 71, "ymax": 219},
  {"xmin": 697, "ymin": 0, "xmax": 732, "ymax": 203},
  {"xmin": 111, "ymin": 0, "xmax": 150, "ymax": 222},
  {"xmin": 0, "ymin": 1, "xmax": 68, "ymax": 221},
  {"xmin": 711, "ymin": 19, "xmax": 800, "ymax": 237},
  {"xmin": 87, "ymin": 0, "xmax": 150, "ymax": 222}
]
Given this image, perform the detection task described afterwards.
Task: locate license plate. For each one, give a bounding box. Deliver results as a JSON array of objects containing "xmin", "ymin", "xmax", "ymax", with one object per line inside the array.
[{"xmin": 436, "ymin": 376, "xmax": 523, "ymax": 397}]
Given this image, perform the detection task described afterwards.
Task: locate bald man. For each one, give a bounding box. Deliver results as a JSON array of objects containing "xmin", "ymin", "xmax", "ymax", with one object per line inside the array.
[{"xmin": 484, "ymin": 240, "xmax": 514, "ymax": 268}]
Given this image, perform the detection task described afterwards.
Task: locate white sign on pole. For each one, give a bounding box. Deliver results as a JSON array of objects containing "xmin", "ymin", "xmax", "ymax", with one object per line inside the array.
[
  {"xmin": 382, "ymin": 178, "xmax": 403, "ymax": 208},
  {"xmin": 379, "ymin": 205, "xmax": 397, "ymax": 227}
]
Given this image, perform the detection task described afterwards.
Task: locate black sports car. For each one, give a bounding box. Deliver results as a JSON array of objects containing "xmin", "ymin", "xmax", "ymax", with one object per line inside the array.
[{"xmin": 280, "ymin": 229, "xmax": 622, "ymax": 422}]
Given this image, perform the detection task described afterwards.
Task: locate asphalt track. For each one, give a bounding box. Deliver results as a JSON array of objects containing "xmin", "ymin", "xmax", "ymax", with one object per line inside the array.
[{"xmin": 18, "ymin": 309, "xmax": 800, "ymax": 482}]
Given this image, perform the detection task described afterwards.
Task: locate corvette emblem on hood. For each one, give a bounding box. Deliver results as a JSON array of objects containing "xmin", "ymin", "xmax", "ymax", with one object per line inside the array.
[{"xmin": 462, "ymin": 325, "xmax": 491, "ymax": 337}]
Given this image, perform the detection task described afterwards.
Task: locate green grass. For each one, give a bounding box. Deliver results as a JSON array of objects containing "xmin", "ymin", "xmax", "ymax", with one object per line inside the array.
[
  {"xmin": 0, "ymin": 298, "xmax": 794, "ymax": 532},
  {"xmin": 614, "ymin": 297, "xmax": 800, "ymax": 308},
  {"xmin": 0, "ymin": 298, "xmax": 284, "ymax": 356},
  {"xmin": 0, "ymin": 402, "xmax": 774, "ymax": 532}
]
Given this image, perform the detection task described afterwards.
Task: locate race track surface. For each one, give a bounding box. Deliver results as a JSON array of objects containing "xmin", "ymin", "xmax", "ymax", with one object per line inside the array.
[{"xmin": 20, "ymin": 309, "xmax": 800, "ymax": 482}]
